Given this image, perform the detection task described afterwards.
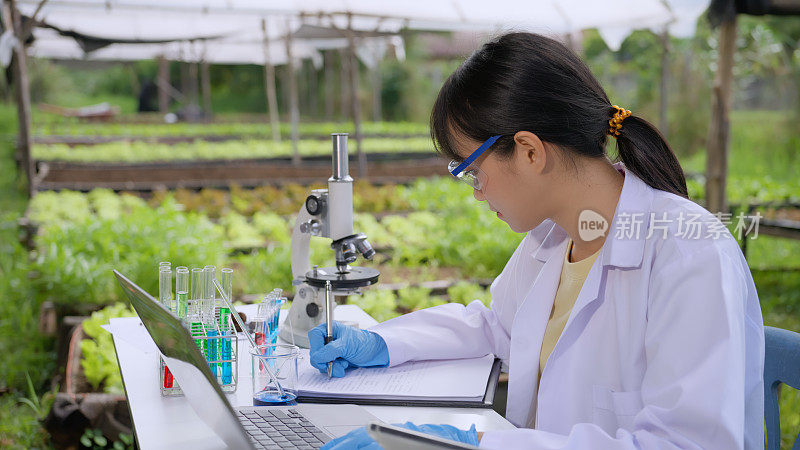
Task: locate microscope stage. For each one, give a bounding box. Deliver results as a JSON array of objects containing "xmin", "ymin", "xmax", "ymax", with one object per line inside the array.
[{"xmin": 304, "ymin": 266, "xmax": 380, "ymax": 289}]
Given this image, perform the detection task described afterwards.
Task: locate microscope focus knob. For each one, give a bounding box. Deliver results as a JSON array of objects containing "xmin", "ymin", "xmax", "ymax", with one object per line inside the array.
[
  {"xmin": 305, "ymin": 195, "xmax": 325, "ymax": 216},
  {"xmin": 306, "ymin": 302, "xmax": 320, "ymax": 318}
]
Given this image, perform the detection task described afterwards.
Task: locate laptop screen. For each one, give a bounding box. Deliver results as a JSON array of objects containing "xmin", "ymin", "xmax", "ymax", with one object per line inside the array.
[{"xmin": 113, "ymin": 270, "xmax": 252, "ymax": 449}]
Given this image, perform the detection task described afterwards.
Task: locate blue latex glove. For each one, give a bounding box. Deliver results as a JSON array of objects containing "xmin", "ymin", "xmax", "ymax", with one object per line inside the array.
[
  {"xmin": 308, "ymin": 321, "xmax": 390, "ymax": 378},
  {"xmin": 321, "ymin": 422, "xmax": 479, "ymax": 449}
]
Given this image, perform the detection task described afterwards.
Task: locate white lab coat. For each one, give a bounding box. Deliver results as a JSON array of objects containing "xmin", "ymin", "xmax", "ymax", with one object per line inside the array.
[{"xmin": 370, "ymin": 164, "xmax": 764, "ymax": 449}]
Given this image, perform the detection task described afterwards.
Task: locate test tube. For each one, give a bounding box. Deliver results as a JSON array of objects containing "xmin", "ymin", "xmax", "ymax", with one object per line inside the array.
[
  {"xmin": 203, "ymin": 266, "xmax": 218, "ymax": 376},
  {"xmin": 158, "ymin": 264, "xmax": 174, "ymax": 389},
  {"xmin": 255, "ymin": 291, "xmax": 275, "ymax": 346},
  {"xmin": 176, "ymin": 267, "xmax": 189, "ymax": 320},
  {"xmin": 220, "ymin": 268, "xmax": 233, "ymax": 303},
  {"xmin": 190, "ymin": 268, "xmax": 203, "ymax": 309},
  {"xmin": 254, "ymin": 294, "xmax": 267, "ymax": 346},
  {"xmin": 219, "ymin": 268, "xmax": 233, "ymax": 384},
  {"xmin": 203, "ymin": 266, "xmax": 216, "ymax": 318},
  {"xmin": 270, "ymin": 289, "xmax": 281, "ymax": 343},
  {"xmin": 189, "ymin": 268, "xmax": 206, "ymax": 357},
  {"xmin": 220, "ymin": 268, "xmax": 233, "ymax": 333},
  {"xmin": 158, "ymin": 267, "xmax": 172, "ymax": 308}
]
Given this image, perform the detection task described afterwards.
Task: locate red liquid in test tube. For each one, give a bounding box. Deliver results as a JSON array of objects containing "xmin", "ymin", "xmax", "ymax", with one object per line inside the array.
[{"xmin": 164, "ymin": 366, "xmax": 173, "ymax": 388}]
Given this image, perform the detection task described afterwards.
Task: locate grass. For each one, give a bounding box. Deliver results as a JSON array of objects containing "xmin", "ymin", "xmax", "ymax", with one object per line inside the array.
[
  {"xmin": 0, "ymin": 395, "xmax": 50, "ymax": 449},
  {"xmin": 0, "ymin": 103, "xmax": 54, "ymax": 448}
]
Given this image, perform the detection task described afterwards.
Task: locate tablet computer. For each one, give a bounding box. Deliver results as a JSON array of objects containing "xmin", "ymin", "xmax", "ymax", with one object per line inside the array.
[{"xmin": 366, "ymin": 422, "xmax": 480, "ymax": 450}]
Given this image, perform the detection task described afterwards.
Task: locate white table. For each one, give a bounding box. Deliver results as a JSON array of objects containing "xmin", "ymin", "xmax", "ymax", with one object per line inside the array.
[{"xmin": 109, "ymin": 304, "xmax": 515, "ymax": 449}]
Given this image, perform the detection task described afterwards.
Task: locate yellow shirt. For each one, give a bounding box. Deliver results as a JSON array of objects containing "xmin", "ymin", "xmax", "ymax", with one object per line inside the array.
[{"xmin": 538, "ymin": 239, "xmax": 602, "ymax": 381}]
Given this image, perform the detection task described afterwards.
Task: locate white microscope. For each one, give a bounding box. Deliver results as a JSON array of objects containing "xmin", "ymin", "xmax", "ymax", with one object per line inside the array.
[{"xmin": 279, "ymin": 133, "xmax": 379, "ymax": 348}]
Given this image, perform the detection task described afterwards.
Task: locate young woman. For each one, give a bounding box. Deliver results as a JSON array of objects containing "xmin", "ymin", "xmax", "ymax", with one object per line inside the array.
[{"xmin": 309, "ymin": 32, "xmax": 764, "ymax": 449}]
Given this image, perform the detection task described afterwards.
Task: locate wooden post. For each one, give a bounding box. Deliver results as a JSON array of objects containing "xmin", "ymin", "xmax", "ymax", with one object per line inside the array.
[
  {"xmin": 371, "ymin": 63, "xmax": 381, "ymax": 122},
  {"xmin": 188, "ymin": 61, "xmax": 199, "ymax": 108},
  {"xmin": 706, "ymin": 16, "xmax": 737, "ymax": 215},
  {"xmin": 157, "ymin": 56, "xmax": 169, "ymax": 113},
  {"xmin": 3, "ymin": 0, "xmax": 34, "ymax": 197},
  {"xmin": 347, "ymin": 15, "xmax": 366, "ymax": 178},
  {"xmin": 659, "ymin": 28, "xmax": 669, "ymax": 138},
  {"xmin": 285, "ymin": 20, "xmax": 300, "ymax": 165},
  {"xmin": 324, "ymin": 50, "xmax": 334, "ymax": 121},
  {"xmin": 339, "ymin": 47, "xmax": 350, "ymax": 121},
  {"xmin": 307, "ymin": 60, "xmax": 317, "ymax": 119},
  {"xmin": 127, "ymin": 63, "xmax": 140, "ymax": 98},
  {"xmin": 200, "ymin": 60, "xmax": 212, "ymax": 116},
  {"xmin": 262, "ymin": 19, "xmax": 280, "ymax": 142},
  {"xmin": 179, "ymin": 59, "xmax": 189, "ymax": 107}
]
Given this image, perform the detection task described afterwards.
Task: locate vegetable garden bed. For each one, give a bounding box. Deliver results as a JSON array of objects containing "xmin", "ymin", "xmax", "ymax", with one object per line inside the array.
[
  {"xmin": 35, "ymin": 152, "xmax": 448, "ymax": 191},
  {"xmin": 33, "ymin": 132, "xmax": 428, "ymax": 147}
]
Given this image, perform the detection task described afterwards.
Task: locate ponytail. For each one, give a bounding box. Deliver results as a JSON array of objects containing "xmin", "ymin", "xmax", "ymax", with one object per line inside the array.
[
  {"xmin": 615, "ymin": 115, "xmax": 688, "ymax": 198},
  {"xmin": 431, "ymin": 32, "xmax": 689, "ymax": 199}
]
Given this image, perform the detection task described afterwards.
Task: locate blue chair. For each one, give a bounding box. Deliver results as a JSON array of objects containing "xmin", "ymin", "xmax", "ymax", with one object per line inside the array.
[{"xmin": 764, "ymin": 326, "xmax": 800, "ymax": 450}]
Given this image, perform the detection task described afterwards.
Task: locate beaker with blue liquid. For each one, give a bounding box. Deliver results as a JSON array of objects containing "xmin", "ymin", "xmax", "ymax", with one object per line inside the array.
[{"xmin": 251, "ymin": 343, "xmax": 299, "ymax": 406}]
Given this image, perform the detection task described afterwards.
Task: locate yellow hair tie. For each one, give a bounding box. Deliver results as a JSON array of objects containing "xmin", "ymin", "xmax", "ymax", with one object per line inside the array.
[{"xmin": 607, "ymin": 105, "xmax": 632, "ymax": 137}]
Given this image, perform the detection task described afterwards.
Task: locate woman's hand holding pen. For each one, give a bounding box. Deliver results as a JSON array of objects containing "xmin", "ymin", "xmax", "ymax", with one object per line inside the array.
[{"xmin": 308, "ymin": 321, "xmax": 390, "ymax": 378}]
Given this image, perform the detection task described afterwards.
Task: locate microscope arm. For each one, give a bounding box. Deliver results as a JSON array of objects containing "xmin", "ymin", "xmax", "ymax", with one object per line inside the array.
[{"xmin": 290, "ymin": 205, "xmax": 314, "ymax": 281}]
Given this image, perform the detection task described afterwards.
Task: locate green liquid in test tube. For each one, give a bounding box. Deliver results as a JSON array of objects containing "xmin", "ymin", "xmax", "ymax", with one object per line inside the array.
[
  {"xmin": 190, "ymin": 320, "xmax": 205, "ymax": 354},
  {"xmin": 190, "ymin": 268, "xmax": 206, "ymax": 357},
  {"xmin": 176, "ymin": 267, "xmax": 189, "ymax": 320}
]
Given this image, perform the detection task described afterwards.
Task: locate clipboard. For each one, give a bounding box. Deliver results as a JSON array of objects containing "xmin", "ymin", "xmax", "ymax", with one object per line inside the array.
[{"xmin": 296, "ymin": 358, "xmax": 503, "ymax": 408}]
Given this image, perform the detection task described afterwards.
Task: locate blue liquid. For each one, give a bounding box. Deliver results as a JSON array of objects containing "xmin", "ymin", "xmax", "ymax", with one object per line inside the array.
[
  {"xmin": 253, "ymin": 390, "xmax": 297, "ymax": 406},
  {"xmin": 221, "ymin": 332, "xmax": 232, "ymax": 384}
]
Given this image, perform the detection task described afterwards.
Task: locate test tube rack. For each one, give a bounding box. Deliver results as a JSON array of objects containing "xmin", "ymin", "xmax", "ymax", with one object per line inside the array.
[{"xmin": 158, "ymin": 263, "xmax": 239, "ymax": 397}]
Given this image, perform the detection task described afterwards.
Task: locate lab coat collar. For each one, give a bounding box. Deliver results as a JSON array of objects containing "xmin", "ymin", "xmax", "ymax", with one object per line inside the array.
[{"xmin": 529, "ymin": 162, "xmax": 653, "ymax": 269}]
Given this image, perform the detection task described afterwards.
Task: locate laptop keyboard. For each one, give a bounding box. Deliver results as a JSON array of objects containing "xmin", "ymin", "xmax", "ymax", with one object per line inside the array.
[{"xmin": 236, "ymin": 408, "xmax": 331, "ymax": 449}]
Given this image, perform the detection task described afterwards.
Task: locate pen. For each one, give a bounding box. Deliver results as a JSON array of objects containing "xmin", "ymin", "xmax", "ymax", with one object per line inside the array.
[{"xmin": 325, "ymin": 280, "xmax": 333, "ymax": 378}]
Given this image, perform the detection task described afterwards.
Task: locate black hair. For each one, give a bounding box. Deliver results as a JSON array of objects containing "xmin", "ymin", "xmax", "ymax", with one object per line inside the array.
[{"xmin": 431, "ymin": 32, "xmax": 688, "ymax": 199}]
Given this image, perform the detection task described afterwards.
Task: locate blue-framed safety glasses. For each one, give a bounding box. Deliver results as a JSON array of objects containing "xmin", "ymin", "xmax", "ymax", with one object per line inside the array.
[{"xmin": 447, "ymin": 135, "xmax": 502, "ymax": 190}]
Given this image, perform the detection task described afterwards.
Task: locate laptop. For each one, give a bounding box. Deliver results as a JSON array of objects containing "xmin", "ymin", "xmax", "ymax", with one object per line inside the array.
[{"xmin": 113, "ymin": 270, "xmax": 383, "ymax": 449}]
